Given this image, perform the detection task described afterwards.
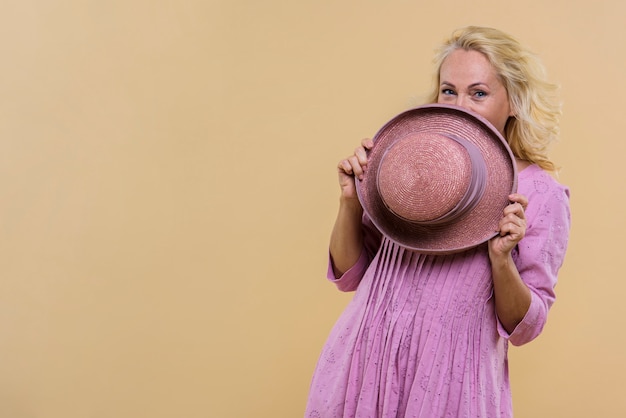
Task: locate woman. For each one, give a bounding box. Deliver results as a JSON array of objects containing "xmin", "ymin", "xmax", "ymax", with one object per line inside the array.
[{"xmin": 305, "ymin": 26, "xmax": 571, "ymax": 417}]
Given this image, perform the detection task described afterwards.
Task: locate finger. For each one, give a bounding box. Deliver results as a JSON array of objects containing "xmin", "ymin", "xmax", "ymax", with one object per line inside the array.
[
  {"xmin": 354, "ymin": 146, "xmax": 368, "ymax": 166},
  {"xmin": 497, "ymin": 223, "xmax": 521, "ymax": 241},
  {"xmin": 361, "ymin": 138, "xmax": 374, "ymax": 150},
  {"xmin": 346, "ymin": 155, "xmax": 366, "ymax": 179},
  {"xmin": 501, "ymin": 209, "xmax": 526, "ymax": 226},
  {"xmin": 489, "ymin": 233, "xmax": 518, "ymax": 254},
  {"xmin": 498, "ymin": 215, "xmax": 526, "ymax": 238},
  {"xmin": 338, "ymin": 159, "xmax": 354, "ymax": 175},
  {"xmin": 502, "ymin": 201, "xmax": 526, "ymax": 221},
  {"xmin": 508, "ymin": 193, "xmax": 528, "ymax": 210}
]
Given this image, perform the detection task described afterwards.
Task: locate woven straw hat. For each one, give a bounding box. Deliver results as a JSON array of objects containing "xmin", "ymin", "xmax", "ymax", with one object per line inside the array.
[{"xmin": 356, "ymin": 103, "xmax": 517, "ymax": 254}]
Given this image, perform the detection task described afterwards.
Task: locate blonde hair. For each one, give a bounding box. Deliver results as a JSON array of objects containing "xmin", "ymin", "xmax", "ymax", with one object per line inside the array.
[{"xmin": 426, "ymin": 26, "xmax": 561, "ymax": 172}]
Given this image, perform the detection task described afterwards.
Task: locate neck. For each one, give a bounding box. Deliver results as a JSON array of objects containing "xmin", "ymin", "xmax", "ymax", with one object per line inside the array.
[{"xmin": 516, "ymin": 158, "xmax": 531, "ymax": 171}]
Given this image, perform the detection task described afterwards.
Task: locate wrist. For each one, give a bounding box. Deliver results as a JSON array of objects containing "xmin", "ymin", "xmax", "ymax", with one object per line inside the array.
[
  {"xmin": 339, "ymin": 195, "xmax": 363, "ymax": 211},
  {"xmin": 489, "ymin": 249, "xmax": 514, "ymax": 270}
]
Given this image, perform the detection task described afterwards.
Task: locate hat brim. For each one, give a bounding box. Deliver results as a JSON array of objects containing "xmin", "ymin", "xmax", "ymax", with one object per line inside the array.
[{"xmin": 356, "ymin": 104, "xmax": 517, "ymax": 255}]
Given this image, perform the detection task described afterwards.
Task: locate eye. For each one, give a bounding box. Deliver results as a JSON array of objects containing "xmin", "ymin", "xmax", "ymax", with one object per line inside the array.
[
  {"xmin": 473, "ymin": 90, "xmax": 487, "ymax": 98},
  {"xmin": 441, "ymin": 88, "xmax": 456, "ymax": 96}
]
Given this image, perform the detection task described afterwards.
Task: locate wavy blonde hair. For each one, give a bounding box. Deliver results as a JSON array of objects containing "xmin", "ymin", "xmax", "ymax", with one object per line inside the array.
[{"xmin": 426, "ymin": 26, "xmax": 561, "ymax": 172}]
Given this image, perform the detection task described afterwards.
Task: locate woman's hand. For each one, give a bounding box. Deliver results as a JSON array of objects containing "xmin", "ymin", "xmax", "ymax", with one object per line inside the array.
[
  {"xmin": 336, "ymin": 138, "xmax": 374, "ymax": 200},
  {"xmin": 488, "ymin": 193, "xmax": 528, "ymax": 258}
]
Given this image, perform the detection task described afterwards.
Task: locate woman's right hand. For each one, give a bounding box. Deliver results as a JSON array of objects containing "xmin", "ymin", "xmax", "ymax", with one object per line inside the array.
[{"xmin": 337, "ymin": 138, "xmax": 374, "ymax": 200}]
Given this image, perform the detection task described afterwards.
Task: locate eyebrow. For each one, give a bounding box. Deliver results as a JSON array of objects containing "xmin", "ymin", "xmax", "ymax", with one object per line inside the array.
[{"xmin": 440, "ymin": 81, "xmax": 490, "ymax": 88}]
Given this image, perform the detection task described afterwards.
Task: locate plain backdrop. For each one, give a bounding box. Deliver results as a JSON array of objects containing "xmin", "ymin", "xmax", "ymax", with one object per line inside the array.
[{"xmin": 1, "ymin": 1, "xmax": 624, "ymax": 417}]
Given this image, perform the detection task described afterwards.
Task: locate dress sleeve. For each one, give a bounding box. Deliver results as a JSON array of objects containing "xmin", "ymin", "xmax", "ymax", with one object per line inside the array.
[
  {"xmin": 497, "ymin": 181, "xmax": 571, "ymax": 346},
  {"xmin": 326, "ymin": 214, "xmax": 383, "ymax": 292}
]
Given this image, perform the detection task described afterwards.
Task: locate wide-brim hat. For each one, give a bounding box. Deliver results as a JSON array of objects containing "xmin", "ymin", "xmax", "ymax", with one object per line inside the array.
[{"xmin": 356, "ymin": 103, "xmax": 517, "ymax": 254}]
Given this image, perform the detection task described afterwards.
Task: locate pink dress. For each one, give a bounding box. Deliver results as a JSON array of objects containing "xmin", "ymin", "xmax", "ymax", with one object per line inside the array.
[{"xmin": 305, "ymin": 165, "xmax": 571, "ymax": 418}]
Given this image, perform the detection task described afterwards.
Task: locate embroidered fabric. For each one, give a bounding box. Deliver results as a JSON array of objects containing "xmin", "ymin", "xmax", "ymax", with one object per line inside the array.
[{"xmin": 305, "ymin": 164, "xmax": 571, "ymax": 418}]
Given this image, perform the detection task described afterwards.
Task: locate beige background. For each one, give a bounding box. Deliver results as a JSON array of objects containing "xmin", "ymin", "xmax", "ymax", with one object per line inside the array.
[{"xmin": 0, "ymin": 1, "xmax": 624, "ymax": 417}]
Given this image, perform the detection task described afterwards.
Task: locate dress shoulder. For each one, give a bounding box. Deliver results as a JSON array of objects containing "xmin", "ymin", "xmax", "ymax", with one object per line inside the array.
[{"xmin": 517, "ymin": 164, "xmax": 570, "ymax": 201}]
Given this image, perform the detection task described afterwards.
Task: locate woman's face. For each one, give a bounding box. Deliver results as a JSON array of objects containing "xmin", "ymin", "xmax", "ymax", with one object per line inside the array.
[{"xmin": 437, "ymin": 49, "xmax": 513, "ymax": 135}]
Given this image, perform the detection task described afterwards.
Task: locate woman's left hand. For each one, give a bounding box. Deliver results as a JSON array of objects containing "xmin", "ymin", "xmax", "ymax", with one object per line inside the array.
[{"xmin": 488, "ymin": 193, "xmax": 528, "ymax": 257}]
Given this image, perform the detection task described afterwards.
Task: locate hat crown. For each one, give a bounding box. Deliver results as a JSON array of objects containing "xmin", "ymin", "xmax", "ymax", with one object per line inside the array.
[{"xmin": 377, "ymin": 132, "xmax": 487, "ymax": 226}]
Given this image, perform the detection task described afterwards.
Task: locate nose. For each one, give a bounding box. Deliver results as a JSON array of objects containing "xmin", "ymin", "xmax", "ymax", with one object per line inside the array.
[{"xmin": 454, "ymin": 95, "xmax": 470, "ymax": 109}]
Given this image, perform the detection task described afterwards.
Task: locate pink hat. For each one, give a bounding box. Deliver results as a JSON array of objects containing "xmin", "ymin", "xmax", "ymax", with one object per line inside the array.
[{"xmin": 356, "ymin": 104, "xmax": 517, "ymax": 254}]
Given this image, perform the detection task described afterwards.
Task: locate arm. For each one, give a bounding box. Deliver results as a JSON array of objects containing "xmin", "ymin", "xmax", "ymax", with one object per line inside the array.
[
  {"xmin": 489, "ymin": 186, "xmax": 571, "ymax": 345},
  {"xmin": 488, "ymin": 193, "xmax": 532, "ymax": 334},
  {"xmin": 329, "ymin": 138, "xmax": 373, "ymax": 277},
  {"xmin": 329, "ymin": 197, "xmax": 364, "ymax": 276}
]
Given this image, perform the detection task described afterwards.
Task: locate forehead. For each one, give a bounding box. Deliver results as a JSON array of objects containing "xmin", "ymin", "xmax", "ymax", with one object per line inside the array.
[{"xmin": 440, "ymin": 49, "xmax": 499, "ymax": 82}]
